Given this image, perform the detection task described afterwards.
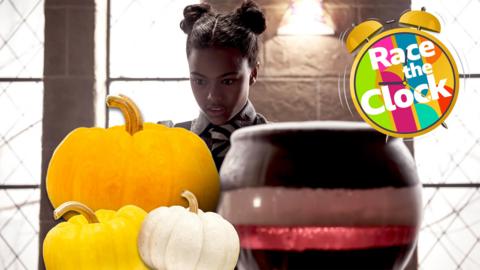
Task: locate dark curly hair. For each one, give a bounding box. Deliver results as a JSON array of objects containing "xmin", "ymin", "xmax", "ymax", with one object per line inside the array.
[{"xmin": 180, "ymin": 0, "xmax": 266, "ymax": 68}]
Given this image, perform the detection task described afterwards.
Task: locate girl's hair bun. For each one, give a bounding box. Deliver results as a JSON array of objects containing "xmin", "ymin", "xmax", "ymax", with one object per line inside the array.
[
  {"xmin": 180, "ymin": 3, "xmax": 212, "ymax": 34},
  {"xmin": 234, "ymin": 0, "xmax": 266, "ymax": 35}
]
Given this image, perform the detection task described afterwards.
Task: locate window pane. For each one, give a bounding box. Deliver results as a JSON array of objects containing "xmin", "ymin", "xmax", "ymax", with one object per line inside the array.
[
  {"xmin": 0, "ymin": 188, "xmax": 40, "ymax": 270},
  {"xmin": 0, "ymin": 0, "xmax": 44, "ymax": 77},
  {"xmin": 110, "ymin": 0, "xmax": 199, "ymax": 78},
  {"xmin": 420, "ymin": 188, "xmax": 480, "ymax": 270},
  {"xmin": 414, "ymin": 78, "xmax": 480, "ymax": 184},
  {"xmin": 412, "ymin": 0, "xmax": 480, "ymax": 73},
  {"xmin": 108, "ymin": 81, "xmax": 199, "ymax": 127},
  {"xmin": 0, "ymin": 82, "xmax": 43, "ymax": 186}
]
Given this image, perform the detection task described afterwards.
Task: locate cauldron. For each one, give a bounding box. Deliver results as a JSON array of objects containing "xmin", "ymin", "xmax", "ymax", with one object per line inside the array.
[{"xmin": 217, "ymin": 121, "xmax": 422, "ymax": 270}]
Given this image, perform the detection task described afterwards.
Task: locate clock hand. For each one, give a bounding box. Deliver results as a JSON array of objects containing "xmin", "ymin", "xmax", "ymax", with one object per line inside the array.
[
  {"xmin": 402, "ymin": 66, "xmax": 426, "ymax": 96},
  {"xmin": 402, "ymin": 81, "xmax": 428, "ymax": 98},
  {"xmin": 379, "ymin": 80, "xmax": 428, "ymax": 98},
  {"xmin": 403, "ymin": 81, "xmax": 414, "ymax": 90},
  {"xmin": 378, "ymin": 81, "xmax": 404, "ymax": 85}
]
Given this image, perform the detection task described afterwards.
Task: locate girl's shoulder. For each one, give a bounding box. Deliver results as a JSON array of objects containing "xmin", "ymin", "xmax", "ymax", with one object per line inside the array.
[
  {"xmin": 174, "ymin": 121, "xmax": 193, "ymax": 130},
  {"xmin": 156, "ymin": 120, "xmax": 192, "ymax": 130}
]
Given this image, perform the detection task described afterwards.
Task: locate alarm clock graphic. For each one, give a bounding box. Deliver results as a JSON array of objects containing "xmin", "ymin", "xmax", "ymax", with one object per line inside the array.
[{"xmin": 346, "ymin": 8, "xmax": 459, "ymax": 138}]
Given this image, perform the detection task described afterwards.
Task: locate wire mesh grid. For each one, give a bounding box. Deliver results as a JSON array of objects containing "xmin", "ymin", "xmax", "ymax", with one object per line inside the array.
[
  {"xmin": 412, "ymin": 0, "xmax": 480, "ymax": 269},
  {"xmin": 0, "ymin": 0, "xmax": 43, "ymax": 269}
]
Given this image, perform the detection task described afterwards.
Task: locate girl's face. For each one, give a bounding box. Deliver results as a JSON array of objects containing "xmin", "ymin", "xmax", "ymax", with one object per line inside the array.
[{"xmin": 188, "ymin": 47, "xmax": 256, "ymax": 125}]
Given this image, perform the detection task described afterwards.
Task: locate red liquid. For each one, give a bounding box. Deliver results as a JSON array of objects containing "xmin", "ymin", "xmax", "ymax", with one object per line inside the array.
[
  {"xmin": 237, "ymin": 225, "xmax": 416, "ymax": 251},
  {"xmin": 236, "ymin": 225, "xmax": 417, "ymax": 270}
]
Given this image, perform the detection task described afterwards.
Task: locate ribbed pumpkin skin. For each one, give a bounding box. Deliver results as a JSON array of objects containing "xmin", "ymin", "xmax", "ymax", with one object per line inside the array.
[
  {"xmin": 43, "ymin": 205, "xmax": 148, "ymax": 270},
  {"xmin": 138, "ymin": 205, "xmax": 240, "ymax": 269},
  {"xmin": 46, "ymin": 123, "xmax": 220, "ymax": 212}
]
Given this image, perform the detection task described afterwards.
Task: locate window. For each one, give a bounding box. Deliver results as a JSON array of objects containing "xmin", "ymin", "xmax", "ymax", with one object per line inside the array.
[
  {"xmin": 108, "ymin": 0, "xmax": 199, "ymax": 127},
  {"xmin": 412, "ymin": 0, "xmax": 480, "ymax": 269},
  {"xmin": 0, "ymin": 0, "xmax": 44, "ymax": 269}
]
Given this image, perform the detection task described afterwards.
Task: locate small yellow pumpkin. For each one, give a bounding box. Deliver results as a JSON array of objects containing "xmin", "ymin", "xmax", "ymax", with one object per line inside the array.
[
  {"xmin": 43, "ymin": 201, "xmax": 148, "ymax": 270},
  {"xmin": 46, "ymin": 95, "xmax": 219, "ymax": 212},
  {"xmin": 138, "ymin": 190, "xmax": 240, "ymax": 270}
]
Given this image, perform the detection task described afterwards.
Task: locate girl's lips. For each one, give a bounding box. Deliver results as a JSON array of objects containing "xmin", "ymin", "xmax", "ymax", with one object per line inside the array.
[{"xmin": 207, "ymin": 106, "xmax": 226, "ymax": 116}]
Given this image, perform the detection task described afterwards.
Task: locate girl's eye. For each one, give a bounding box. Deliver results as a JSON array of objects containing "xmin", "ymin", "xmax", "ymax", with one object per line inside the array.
[
  {"xmin": 191, "ymin": 78, "xmax": 206, "ymax": 86},
  {"xmin": 222, "ymin": 79, "xmax": 235, "ymax": 85}
]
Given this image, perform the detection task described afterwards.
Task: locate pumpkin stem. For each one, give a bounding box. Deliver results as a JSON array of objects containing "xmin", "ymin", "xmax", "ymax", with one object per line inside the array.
[
  {"xmin": 181, "ymin": 190, "xmax": 199, "ymax": 214},
  {"xmin": 53, "ymin": 201, "xmax": 100, "ymax": 223},
  {"xmin": 106, "ymin": 94, "xmax": 144, "ymax": 135}
]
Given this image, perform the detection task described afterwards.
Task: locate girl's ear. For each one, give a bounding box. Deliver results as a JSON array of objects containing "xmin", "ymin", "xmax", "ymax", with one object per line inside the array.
[{"xmin": 249, "ymin": 62, "xmax": 259, "ymax": 85}]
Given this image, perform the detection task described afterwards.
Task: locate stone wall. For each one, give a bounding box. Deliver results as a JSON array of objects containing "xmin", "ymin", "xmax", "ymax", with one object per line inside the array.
[
  {"xmin": 39, "ymin": 0, "xmax": 107, "ymax": 269},
  {"xmin": 206, "ymin": 0, "xmax": 411, "ymax": 122}
]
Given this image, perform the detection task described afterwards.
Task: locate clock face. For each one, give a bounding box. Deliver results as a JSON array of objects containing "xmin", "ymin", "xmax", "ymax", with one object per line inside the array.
[{"xmin": 350, "ymin": 28, "xmax": 459, "ymax": 137}]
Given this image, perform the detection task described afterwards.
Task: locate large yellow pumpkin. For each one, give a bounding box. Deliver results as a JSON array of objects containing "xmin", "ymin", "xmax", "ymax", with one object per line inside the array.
[
  {"xmin": 46, "ymin": 95, "xmax": 219, "ymax": 212},
  {"xmin": 43, "ymin": 201, "xmax": 148, "ymax": 270}
]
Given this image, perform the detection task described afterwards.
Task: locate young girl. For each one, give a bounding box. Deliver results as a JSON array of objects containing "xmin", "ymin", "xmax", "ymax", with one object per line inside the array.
[
  {"xmin": 177, "ymin": 2, "xmax": 273, "ymax": 269},
  {"xmin": 177, "ymin": 0, "xmax": 267, "ymax": 171}
]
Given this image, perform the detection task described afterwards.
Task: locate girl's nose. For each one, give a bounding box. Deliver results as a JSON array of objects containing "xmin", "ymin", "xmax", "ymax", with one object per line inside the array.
[{"xmin": 207, "ymin": 86, "xmax": 223, "ymax": 102}]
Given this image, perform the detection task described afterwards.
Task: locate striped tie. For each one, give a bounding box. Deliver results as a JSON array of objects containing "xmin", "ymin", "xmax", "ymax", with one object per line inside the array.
[{"xmin": 208, "ymin": 123, "xmax": 238, "ymax": 158}]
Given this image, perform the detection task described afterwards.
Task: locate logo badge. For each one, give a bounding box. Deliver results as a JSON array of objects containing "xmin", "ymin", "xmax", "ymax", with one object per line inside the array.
[{"xmin": 347, "ymin": 11, "xmax": 459, "ymax": 138}]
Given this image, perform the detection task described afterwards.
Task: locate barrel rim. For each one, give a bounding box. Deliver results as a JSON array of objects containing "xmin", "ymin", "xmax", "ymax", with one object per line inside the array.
[{"xmin": 232, "ymin": 121, "xmax": 388, "ymax": 140}]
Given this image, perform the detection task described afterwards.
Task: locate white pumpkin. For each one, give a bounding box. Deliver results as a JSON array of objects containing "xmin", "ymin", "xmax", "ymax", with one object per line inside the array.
[{"xmin": 138, "ymin": 190, "xmax": 240, "ymax": 270}]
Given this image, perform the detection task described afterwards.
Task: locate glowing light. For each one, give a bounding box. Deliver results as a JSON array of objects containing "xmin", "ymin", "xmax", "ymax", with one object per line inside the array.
[{"xmin": 277, "ymin": 0, "xmax": 334, "ymax": 36}]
